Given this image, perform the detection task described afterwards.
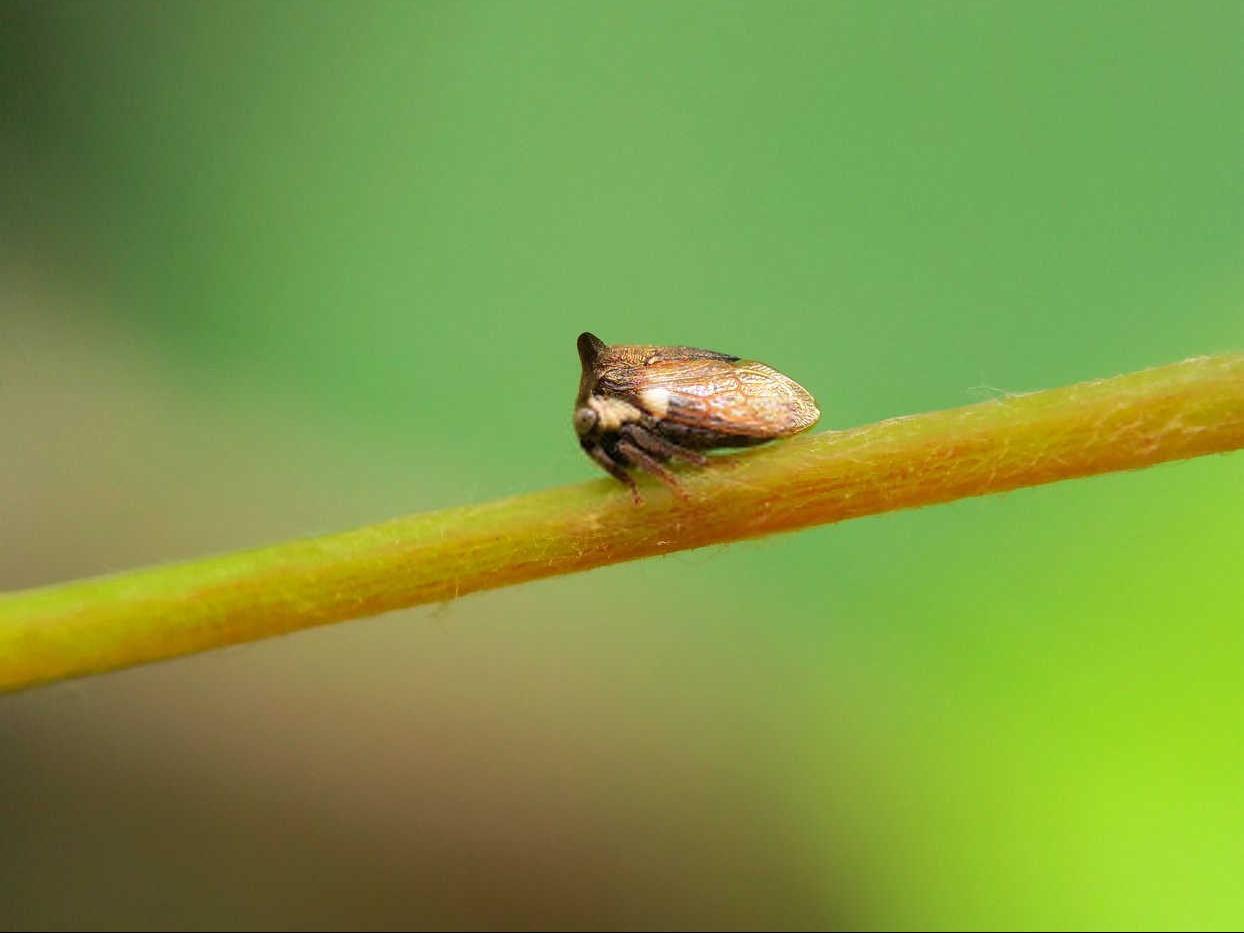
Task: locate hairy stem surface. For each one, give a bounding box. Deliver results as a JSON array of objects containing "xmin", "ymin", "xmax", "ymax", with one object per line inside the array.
[{"xmin": 3, "ymin": 353, "xmax": 1242, "ymax": 692}]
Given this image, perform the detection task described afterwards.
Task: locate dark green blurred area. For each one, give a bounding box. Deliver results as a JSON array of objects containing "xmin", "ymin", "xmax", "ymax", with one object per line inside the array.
[{"xmin": 2, "ymin": 3, "xmax": 1241, "ymax": 929}]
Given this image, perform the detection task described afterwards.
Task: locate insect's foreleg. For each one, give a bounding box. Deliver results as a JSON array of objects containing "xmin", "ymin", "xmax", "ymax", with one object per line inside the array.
[
  {"xmin": 620, "ymin": 423, "xmax": 709, "ymax": 466},
  {"xmin": 585, "ymin": 443, "xmax": 642, "ymax": 504},
  {"xmin": 616, "ymin": 439, "xmax": 688, "ymax": 500}
]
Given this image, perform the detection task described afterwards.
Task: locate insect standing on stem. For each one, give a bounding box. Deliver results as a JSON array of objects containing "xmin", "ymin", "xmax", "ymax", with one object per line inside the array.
[{"xmin": 573, "ymin": 332, "xmax": 820, "ymax": 502}]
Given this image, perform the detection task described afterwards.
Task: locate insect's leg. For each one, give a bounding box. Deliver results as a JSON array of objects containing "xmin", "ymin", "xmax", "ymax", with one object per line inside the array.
[
  {"xmin": 586, "ymin": 443, "xmax": 642, "ymax": 504},
  {"xmin": 616, "ymin": 439, "xmax": 688, "ymax": 500},
  {"xmin": 621, "ymin": 423, "xmax": 709, "ymax": 466}
]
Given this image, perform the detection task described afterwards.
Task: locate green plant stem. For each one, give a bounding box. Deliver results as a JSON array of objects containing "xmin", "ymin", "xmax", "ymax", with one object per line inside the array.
[{"xmin": 3, "ymin": 353, "xmax": 1243, "ymax": 692}]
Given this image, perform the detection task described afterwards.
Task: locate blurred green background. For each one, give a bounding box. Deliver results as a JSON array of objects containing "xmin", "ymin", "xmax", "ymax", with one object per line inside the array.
[{"xmin": 2, "ymin": 2, "xmax": 1242, "ymax": 929}]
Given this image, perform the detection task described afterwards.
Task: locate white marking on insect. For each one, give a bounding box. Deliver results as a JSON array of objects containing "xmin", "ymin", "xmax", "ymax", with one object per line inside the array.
[
  {"xmin": 639, "ymin": 386, "xmax": 670, "ymax": 419},
  {"xmin": 588, "ymin": 395, "xmax": 642, "ymax": 432}
]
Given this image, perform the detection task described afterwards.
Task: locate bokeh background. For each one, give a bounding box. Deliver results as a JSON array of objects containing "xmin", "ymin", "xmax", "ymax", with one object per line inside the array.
[{"xmin": 3, "ymin": 2, "xmax": 1242, "ymax": 929}]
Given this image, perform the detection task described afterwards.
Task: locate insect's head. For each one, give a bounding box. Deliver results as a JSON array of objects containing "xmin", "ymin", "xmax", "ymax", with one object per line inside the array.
[{"xmin": 573, "ymin": 405, "xmax": 599, "ymax": 437}]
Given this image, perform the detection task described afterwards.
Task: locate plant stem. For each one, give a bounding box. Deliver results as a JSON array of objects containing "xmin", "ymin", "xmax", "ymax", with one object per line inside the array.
[{"xmin": 3, "ymin": 353, "xmax": 1243, "ymax": 692}]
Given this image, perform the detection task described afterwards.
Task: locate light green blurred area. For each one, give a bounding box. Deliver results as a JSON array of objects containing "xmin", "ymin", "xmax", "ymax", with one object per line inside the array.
[{"xmin": 3, "ymin": 2, "xmax": 1242, "ymax": 929}]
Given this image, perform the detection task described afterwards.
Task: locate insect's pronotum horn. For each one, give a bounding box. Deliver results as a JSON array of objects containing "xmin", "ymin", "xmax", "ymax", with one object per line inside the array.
[{"xmin": 577, "ymin": 331, "xmax": 606, "ymax": 370}]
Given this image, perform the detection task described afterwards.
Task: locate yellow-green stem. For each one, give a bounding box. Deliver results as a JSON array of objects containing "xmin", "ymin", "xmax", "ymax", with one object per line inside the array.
[{"xmin": 3, "ymin": 353, "xmax": 1243, "ymax": 693}]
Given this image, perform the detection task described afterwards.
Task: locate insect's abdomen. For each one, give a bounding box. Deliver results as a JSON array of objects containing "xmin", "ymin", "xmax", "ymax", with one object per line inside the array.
[{"xmin": 644, "ymin": 418, "xmax": 774, "ymax": 450}]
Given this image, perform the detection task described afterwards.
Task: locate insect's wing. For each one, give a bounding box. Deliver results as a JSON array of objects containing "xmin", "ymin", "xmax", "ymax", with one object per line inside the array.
[{"xmin": 602, "ymin": 357, "xmax": 820, "ymax": 438}]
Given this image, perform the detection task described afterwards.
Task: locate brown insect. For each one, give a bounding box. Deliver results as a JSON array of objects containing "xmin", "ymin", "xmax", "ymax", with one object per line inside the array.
[{"xmin": 573, "ymin": 332, "xmax": 820, "ymax": 501}]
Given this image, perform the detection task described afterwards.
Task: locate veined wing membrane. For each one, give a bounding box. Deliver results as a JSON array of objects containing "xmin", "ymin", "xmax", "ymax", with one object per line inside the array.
[{"xmin": 601, "ymin": 358, "xmax": 820, "ymax": 438}]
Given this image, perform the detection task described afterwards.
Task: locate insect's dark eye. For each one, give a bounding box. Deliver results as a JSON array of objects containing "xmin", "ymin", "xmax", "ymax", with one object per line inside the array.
[{"xmin": 574, "ymin": 407, "xmax": 598, "ymax": 436}]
